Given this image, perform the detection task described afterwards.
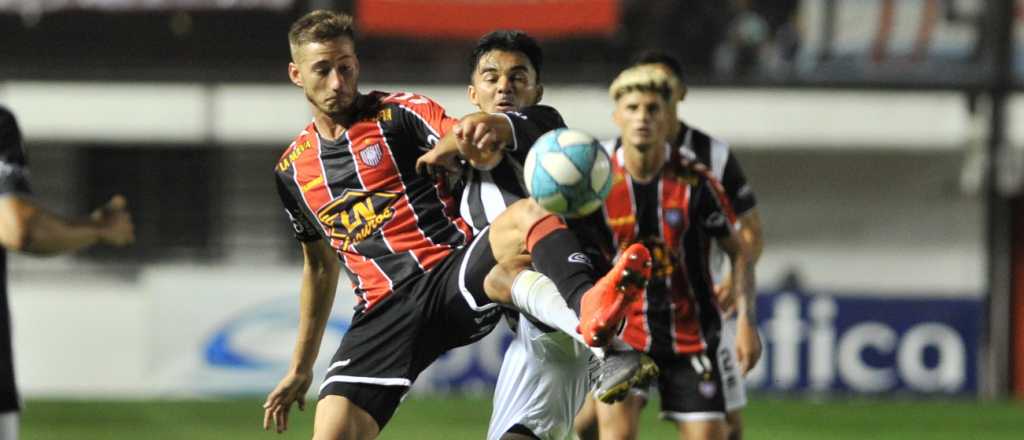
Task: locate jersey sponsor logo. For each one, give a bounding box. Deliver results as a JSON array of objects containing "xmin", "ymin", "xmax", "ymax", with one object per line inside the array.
[
  {"xmin": 359, "ymin": 143, "xmax": 384, "ymax": 167},
  {"xmin": 317, "ymin": 189, "xmax": 400, "ymax": 250},
  {"xmin": 634, "ymin": 238, "xmax": 677, "ymax": 279},
  {"xmin": 277, "ymin": 140, "xmax": 313, "ymax": 172},
  {"xmin": 377, "ymin": 108, "xmax": 393, "ymax": 121}
]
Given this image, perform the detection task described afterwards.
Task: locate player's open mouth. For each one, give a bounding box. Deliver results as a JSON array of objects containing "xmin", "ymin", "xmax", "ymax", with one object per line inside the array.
[{"xmin": 495, "ymin": 102, "xmax": 515, "ymax": 111}]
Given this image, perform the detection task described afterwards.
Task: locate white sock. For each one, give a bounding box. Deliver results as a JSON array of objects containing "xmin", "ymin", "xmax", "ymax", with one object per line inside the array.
[
  {"xmin": 510, "ymin": 270, "xmax": 637, "ymax": 360},
  {"xmin": 0, "ymin": 410, "xmax": 18, "ymax": 440},
  {"xmin": 510, "ymin": 270, "xmax": 589, "ymax": 347}
]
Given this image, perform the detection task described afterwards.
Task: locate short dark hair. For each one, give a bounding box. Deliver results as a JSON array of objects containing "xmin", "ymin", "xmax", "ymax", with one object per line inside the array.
[
  {"xmin": 631, "ymin": 50, "xmax": 684, "ymax": 83},
  {"xmin": 0, "ymin": 106, "xmax": 22, "ymax": 153},
  {"xmin": 289, "ymin": 10, "xmax": 355, "ymax": 49},
  {"xmin": 469, "ymin": 30, "xmax": 543, "ymax": 82}
]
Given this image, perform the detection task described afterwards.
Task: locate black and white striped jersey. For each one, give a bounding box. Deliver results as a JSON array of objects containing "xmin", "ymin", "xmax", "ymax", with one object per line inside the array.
[
  {"xmin": 459, "ymin": 105, "xmax": 567, "ymax": 233},
  {"xmin": 673, "ymin": 120, "xmax": 757, "ymax": 284},
  {"xmin": 673, "ymin": 121, "xmax": 757, "ymax": 216}
]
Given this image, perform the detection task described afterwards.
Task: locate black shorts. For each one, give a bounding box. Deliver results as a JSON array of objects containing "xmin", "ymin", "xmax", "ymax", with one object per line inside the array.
[
  {"xmin": 646, "ymin": 347, "xmax": 727, "ymax": 422},
  {"xmin": 318, "ymin": 228, "xmax": 502, "ymax": 429}
]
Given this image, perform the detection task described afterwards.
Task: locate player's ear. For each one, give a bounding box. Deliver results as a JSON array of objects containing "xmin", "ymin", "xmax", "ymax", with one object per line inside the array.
[
  {"xmin": 288, "ymin": 62, "xmax": 303, "ymax": 87},
  {"xmin": 535, "ymin": 83, "xmax": 544, "ymax": 105},
  {"xmin": 612, "ymin": 103, "xmax": 625, "ymax": 128},
  {"xmin": 467, "ymin": 84, "xmax": 479, "ymax": 107}
]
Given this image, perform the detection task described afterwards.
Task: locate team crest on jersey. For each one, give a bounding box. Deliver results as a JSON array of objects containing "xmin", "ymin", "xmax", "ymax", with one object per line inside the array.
[
  {"xmin": 665, "ymin": 208, "xmax": 684, "ymax": 228},
  {"xmin": 359, "ymin": 144, "xmax": 384, "ymax": 167},
  {"xmin": 316, "ymin": 189, "xmax": 399, "ymax": 250}
]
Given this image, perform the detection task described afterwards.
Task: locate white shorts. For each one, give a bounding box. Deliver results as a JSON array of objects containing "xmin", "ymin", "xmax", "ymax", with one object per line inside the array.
[
  {"xmin": 487, "ymin": 316, "xmax": 591, "ymax": 440},
  {"xmin": 717, "ymin": 314, "xmax": 748, "ymax": 412}
]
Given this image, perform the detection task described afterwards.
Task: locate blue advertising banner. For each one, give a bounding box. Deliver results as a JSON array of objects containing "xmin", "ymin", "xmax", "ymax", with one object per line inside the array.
[
  {"xmin": 192, "ymin": 287, "xmax": 982, "ymax": 396},
  {"xmin": 745, "ymin": 290, "xmax": 982, "ymax": 394}
]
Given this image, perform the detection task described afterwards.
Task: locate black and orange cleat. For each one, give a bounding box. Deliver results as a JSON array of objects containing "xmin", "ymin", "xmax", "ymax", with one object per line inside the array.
[{"xmin": 577, "ymin": 243, "xmax": 652, "ymax": 347}]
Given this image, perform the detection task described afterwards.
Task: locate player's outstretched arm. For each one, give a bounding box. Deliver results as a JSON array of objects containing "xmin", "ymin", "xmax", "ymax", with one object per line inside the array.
[
  {"xmin": 263, "ymin": 239, "xmax": 340, "ymax": 433},
  {"xmin": 0, "ymin": 194, "xmax": 134, "ymax": 255},
  {"xmin": 450, "ymin": 112, "xmax": 512, "ymax": 170},
  {"xmin": 717, "ymin": 233, "xmax": 761, "ymax": 375}
]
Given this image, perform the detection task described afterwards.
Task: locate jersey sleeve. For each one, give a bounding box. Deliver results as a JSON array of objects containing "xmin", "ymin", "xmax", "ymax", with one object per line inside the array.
[
  {"xmin": 275, "ymin": 174, "xmax": 323, "ymax": 243},
  {"xmin": 500, "ymin": 105, "xmax": 567, "ymax": 162},
  {"xmin": 721, "ymin": 152, "xmax": 757, "ymax": 216},
  {"xmin": 0, "ymin": 107, "xmax": 32, "ymax": 197},
  {"xmin": 389, "ymin": 92, "xmax": 458, "ymax": 152},
  {"xmin": 697, "ymin": 174, "xmax": 737, "ymax": 238}
]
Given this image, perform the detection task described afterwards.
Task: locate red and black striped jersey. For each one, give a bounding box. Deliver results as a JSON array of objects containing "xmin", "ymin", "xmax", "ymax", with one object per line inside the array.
[
  {"xmin": 274, "ymin": 91, "xmax": 472, "ymax": 309},
  {"xmin": 602, "ymin": 140, "xmax": 736, "ymax": 357}
]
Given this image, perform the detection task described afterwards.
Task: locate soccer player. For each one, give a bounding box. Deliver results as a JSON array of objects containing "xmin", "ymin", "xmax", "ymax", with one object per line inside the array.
[
  {"xmin": 575, "ymin": 65, "xmax": 759, "ymax": 440},
  {"xmin": 415, "ymin": 30, "xmax": 656, "ymax": 440},
  {"xmin": 633, "ymin": 51, "xmax": 764, "ymax": 440},
  {"xmin": 261, "ymin": 11, "xmax": 650, "ymax": 440},
  {"xmin": 0, "ymin": 106, "xmax": 135, "ymax": 439}
]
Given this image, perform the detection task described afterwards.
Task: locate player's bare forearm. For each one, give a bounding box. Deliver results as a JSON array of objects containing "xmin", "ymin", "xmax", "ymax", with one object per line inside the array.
[
  {"xmin": 738, "ymin": 208, "xmax": 764, "ymax": 263},
  {"xmin": 719, "ymin": 233, "xmax": 755, "ymax": 321},
  {"xmin": 289, "ymin": 240, "xmax": 341, "ymax": 374},
  {"xmin": 732, "ymin": 252, "xmax": 756, "ymax": 322},
  {"xmin": 0, "ymin": 194, "xmax": 134, "ymax": 255}
]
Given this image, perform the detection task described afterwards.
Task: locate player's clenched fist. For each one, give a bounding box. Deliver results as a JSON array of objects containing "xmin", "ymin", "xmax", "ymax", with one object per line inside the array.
[{"xmin": 91, "ymin": 194, "xmax": 134, "ymax": 246}]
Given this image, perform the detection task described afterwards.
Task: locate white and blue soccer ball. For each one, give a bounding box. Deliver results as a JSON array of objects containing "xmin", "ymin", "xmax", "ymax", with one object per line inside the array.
[{"xmin": 523, "ymin": 128, "xmax": 612, "ymax": 218}]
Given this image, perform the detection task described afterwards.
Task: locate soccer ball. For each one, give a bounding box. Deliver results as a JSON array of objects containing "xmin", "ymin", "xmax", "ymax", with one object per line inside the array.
[{"xmin": 523, "ymin": 128, "xmax": 612, "ymax": 218}]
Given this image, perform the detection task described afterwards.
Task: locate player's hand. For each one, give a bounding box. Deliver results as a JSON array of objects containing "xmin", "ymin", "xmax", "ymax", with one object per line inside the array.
[
  {"xmin": 262, "ymin": 370, "xmax": 313, "ymax": 433},
  {"xmin": 454, "ymin": 115, "xmax": 505, "ymax": 170},
  {"xmin": 91, "ymin": 194, "xmax": 134, "ymax": 246},
  {"xmin": 735, "ymin": 313, "xmax": 762, "ymax": 376}
]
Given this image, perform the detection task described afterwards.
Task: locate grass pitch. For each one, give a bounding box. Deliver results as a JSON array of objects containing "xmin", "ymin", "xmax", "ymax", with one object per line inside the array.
[{"xmin": 20, "ymin": 394, "xmax": 1023, "ymax": 439}]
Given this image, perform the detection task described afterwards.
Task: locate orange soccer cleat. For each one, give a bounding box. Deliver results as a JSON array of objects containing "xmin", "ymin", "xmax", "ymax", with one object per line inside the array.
[{"xmin": 577, "ymin": 243, "xmax": 652, "ymax": 347}]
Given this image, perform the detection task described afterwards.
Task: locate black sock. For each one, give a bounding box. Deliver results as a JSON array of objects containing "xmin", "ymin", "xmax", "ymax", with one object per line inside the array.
[{"xmin": 529, "ymin": 228, "xmax": 595, "ymax": 314}]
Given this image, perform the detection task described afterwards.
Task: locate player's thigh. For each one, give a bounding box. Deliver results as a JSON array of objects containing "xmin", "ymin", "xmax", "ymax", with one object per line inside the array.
[
  {"xmin": 574, "ymin": 396, "xmax": 599, "ymax": 440},
  {"xmin": 313, "ymin": 395, "xmax": 380, "ymax": 440},
  {"xmin": 487, "ymin": 198, "xmax": 550, "ymax": 263},
  {"xmin": 595, "ymin": 393, "xmax": 645, "ymax": 440},
  {"xmin": 676, "ymin": 419, "xmax": 727, "ymax": 440}
]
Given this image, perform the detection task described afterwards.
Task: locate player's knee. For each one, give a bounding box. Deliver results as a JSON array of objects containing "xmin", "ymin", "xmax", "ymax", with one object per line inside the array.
[
  {"xmin": 313, "ymin": 396, "xmax": 380, "ymax": 440},
  {"xmin": 484, "ymin": 256, "xmax": 532, "ymax": 304},
  {"xmin": 484, "ymin": 266, "xmax": 514, "ymax": 304}
]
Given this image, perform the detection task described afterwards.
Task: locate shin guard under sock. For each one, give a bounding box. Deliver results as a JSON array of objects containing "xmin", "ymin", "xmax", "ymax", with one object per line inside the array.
[{"xmin": 525, "ymin": 215, "xmax": 595, "ymax": 314}]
